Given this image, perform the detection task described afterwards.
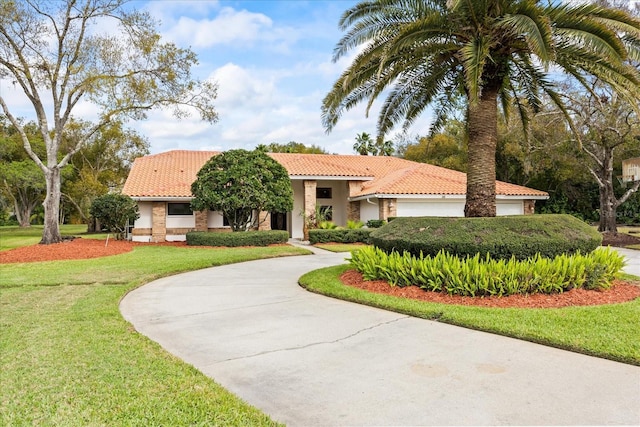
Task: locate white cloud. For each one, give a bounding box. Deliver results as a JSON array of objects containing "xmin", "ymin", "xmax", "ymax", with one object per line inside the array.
[{"xmin": 162, "ymin": 7, "xmax": 297, "ymax": 50}]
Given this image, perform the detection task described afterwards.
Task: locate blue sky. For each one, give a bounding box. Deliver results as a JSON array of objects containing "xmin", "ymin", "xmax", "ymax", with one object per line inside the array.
[{"xmin": 131, "ymin": 0, "xmax": 434, "ymax": 154}]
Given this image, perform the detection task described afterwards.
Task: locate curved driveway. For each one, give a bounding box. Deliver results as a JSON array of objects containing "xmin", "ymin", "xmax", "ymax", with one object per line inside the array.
[{"xmin": 121, "ymin": 246, "xmax": 640, "ymax": 426}]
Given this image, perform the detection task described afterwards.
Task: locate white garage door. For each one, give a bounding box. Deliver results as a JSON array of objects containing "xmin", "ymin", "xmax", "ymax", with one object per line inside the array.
[
  {"xmin": 396, "ymin": 200, "xmax": 465, "ymax": 217},
  {"xmin": 496, "ymin": 201, "xmax": 524, "ymax": 216}
]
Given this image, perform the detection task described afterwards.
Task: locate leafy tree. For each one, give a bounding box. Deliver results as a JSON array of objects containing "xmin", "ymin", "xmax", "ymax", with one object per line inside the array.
[
  {"xmin": 62, "ymin": 120, "xmax": 149, "ymax": 226},
  {"xmin": 0, "ymin": 0, "xmax": 218, "ymax": 244},
  {"xmin": 404, "ymin": 133, "xmax": 467, "ymax": 172},
  {"xmin": 0, "ymin": 118, "xmax": 47, "ymax": 227},
  {"xmin": 322, "ymin": 0, "xmax": 640, "ymax": 217},
  {"xmin": 191, "ymin": 150, "xmax": 294, "ymax": 232},
  {"xmin": 89, "ymin": 193, "xmax": 139, "ymax": 239},
  {"xmin": 258, "ymin": 141, "xmax": 328, "ymax": 154}
]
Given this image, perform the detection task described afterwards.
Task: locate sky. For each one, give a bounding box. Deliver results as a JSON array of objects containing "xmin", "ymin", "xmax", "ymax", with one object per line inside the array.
[
  {"xmin": 0, "ymin": 0, "xmax": 434, "ymax": 155},
  {"xmin": 137, "ymin": 0, "xmax": 434, "ymax": 155}
]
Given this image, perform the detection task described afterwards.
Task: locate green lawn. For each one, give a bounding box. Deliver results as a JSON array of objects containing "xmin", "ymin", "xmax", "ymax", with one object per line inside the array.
[
  {"xmin": 314, "ymin": 242, "xmax": 369, "ymax": 252},
  {"xmin": 0, "ymin": 232, "xmax": 309, "ymax": 426},
  {"xmin": 300, "ymin": 264, "xmax": 640, "ymax": 366},
  {"xmin": 0, "ymin": 224, "xmax": 108, "ymax": 251}
]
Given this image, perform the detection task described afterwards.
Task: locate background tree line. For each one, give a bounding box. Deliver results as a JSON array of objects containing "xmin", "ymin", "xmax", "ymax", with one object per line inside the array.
[{"xmin": 0, "ymin": 117, "xmax": 149, "ymax": 228}]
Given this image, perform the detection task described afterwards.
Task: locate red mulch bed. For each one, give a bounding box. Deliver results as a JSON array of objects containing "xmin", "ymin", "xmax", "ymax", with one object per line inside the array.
[
  {"xmin": 0, "ymin": 237, "xmax": 187, "ymax": 264},
  {"xmin": 340, "ymin": 269, "xmax": 640, "ymax": 309}
]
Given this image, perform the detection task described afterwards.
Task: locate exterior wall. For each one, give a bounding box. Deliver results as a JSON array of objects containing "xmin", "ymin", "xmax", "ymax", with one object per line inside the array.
[
  {"xmin": 291, "ymin": 180, "xmax": 305, "ymax": 239},
  {"xmin": 379, "ymin": 198, "xmax": 398, "ymax": 220},
  {"xmin": 131, "ymin": 202, "xmax": 153, "ymax": 242},
  {"xmin": 524, "ymin": 200, "xmax": 536, "ymax": 215},
  {"xmin": 152, "ymin": 202, "xmax": 167, "ymax": 242},
  {"xmin": 360, "ymin": 199, "xmax": 380, "ymax": 223},
  {"xmin": 195, "ymin": 210, "xmax": 208, "ymax": 231},
  {"xmin": 395, "ymin": 199, "xmax": 526, "ymax": 217},
  {"xmin": 396, "ymin": 199, "xmax": 465, "ymax": 217},
  {"xmin": 258, "ymin": 211, "xmax": 271, "ymax": 231},
  {"xmin": 316, "ymin": 180, "xmax": 347, "ymax": 226},
  {"xmin": 496, "ymin": 201, "xmax": 525, "ymax": 216},
  {"xmin": 166, "ymin": 214, "xmax": 195, "ymax": 229}
]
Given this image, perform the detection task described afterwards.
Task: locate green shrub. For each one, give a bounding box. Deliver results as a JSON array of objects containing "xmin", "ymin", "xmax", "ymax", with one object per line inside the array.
[
  {"xmin": 89, "ymin": 193, "xmax": 139, "ymax": 240},
  {"xmin": 366, "ymin": 219, "xmax": 386, "ymax": 228},
  {"xmin": 370, "ymin": 214, "xmax": 602, "ymax": 260},
  {"xmin": 186, "ymin": 230, "xmax": 289, "ymax": 247},
  {"xmin": 346, "ymin": 220, "xmax": 365, "ymax": 229},
  {"xmin": 348, "ymin": 246, "xmax": 625, "ymax": 296},
  {"xmin": 318, "ymin": 221, "xmax": 338, "ymax": 229},
  {"xmin": 309, "ymin": 228, "xmax": 372, "ymax": 244}
]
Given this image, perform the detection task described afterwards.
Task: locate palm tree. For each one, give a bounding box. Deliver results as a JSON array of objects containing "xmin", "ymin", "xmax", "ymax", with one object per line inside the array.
[
  {"xmin": 322, "ymin": 0, "xmax": 640, "ymax": 217},
  {"xmin": 354, "ymin": 132, "xmax": 374, "ymax": 155}
]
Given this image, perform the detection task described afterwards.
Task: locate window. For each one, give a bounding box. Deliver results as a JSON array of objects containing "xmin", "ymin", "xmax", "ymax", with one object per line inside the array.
[
  {"xmin": 167, "ymin": 203, "xmax": 193, "ymax": 216},
  {"xmin": 316, "ymin": 187, "xmax": 332, "ymax": 199}
]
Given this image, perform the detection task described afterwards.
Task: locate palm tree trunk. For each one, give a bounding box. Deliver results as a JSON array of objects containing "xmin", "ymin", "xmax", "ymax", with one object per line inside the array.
[{"xmin": 465, "ymin": 85, "xmax": 499, "ymax": 217}]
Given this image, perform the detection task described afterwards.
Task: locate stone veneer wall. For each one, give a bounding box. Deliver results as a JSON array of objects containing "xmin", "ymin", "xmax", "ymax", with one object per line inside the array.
[
  {"xmin": 347, "ymin": 201, "xmax": 361, "ymax": 222},
  {"xmin": 524, "ymin": 200, "xmax": 536, "ymax": 215},
  {"xmin": 258, "ymin": 211, "xmax": 272, "ymax": 231},
  {"xmin": 152, "ymin": 202, "xmax": 166, "ymax": 242},
  {"xmin": 195, "ymin": 210, "xmax": 208, "ymax": 231},
  {"xmin": 378, "ymin": 198, "xmax": 397, "ymax": 220},
  {"xmin": 303, "ymin": 180, "xmax": 317, "ymax": 240}
]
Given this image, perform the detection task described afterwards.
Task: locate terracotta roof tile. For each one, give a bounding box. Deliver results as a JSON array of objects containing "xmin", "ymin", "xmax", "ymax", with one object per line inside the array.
[
  {"xmin": 122, "ymin": 150, "xmax": 218, "ymax": 198},
  {"xmin": 122, "ymin": 150, "xmax": 548, "ymax": 199}
]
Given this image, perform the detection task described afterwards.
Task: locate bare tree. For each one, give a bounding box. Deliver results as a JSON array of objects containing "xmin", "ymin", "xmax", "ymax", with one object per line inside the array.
[
  {"xmin": 0, "ymin": 0, "xmax": 218, "ymax": 243},
  {"xmin": 564, "ymin": 81, "xmax": 640, "ymax": 233}
]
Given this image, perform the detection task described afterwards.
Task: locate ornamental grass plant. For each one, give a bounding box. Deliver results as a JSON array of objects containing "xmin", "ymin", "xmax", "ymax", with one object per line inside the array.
[{"xmin": 349, "ymin": 246, "xmax": 625, "ymax": 297}]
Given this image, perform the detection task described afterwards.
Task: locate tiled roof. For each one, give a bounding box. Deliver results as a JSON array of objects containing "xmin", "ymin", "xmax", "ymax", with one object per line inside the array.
[
  {"xmin": 123, "ymin": 150, "xmax": 218, "ymax": 198},
  {"xmin": 122, "ymin": 150, "xmax": 548, "ymax": 198}
]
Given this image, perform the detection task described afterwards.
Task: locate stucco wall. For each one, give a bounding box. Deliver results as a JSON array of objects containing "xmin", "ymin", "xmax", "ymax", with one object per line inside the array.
[
  {"xmin": 359, "ymin": 199, "xmax": 380, "ymax": 223},
  {"xmin": 135, "ymin": 202, "xmax": 153, "ymax": 228},
  {"xmin": 396, "ymin": 199, "xmax": 465, "ymax": 217}
]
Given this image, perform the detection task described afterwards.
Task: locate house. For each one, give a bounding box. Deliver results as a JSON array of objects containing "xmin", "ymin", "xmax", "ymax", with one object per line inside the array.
[{"xmin": 122, "ymin": 150, "xmax": 549, "ymax": 242}]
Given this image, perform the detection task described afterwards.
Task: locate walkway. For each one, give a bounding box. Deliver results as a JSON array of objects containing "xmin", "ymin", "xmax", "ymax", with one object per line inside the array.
[{"xmin": 120, "ymin": 246, "xmax": 640, "ymax": 426}]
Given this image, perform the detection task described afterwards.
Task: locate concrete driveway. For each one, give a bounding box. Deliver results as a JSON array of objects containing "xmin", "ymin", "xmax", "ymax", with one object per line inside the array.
[{"xmin": 120, "ymin": 247, "xmax": 640, "ymax": 426}]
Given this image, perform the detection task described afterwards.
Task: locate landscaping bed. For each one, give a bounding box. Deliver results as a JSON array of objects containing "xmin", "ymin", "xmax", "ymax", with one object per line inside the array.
[
  {"xmin": 341, "ymin": 269, "xmax": 640, "ymax": 308},
  {"xmin": 0, "ymin": 238, "xmax": 184, "ymax": 263}
]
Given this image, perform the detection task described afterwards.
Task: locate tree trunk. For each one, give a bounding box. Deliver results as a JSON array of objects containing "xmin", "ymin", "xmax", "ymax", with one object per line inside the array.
[
  {"xmin": 465, "ymin": 85, "xmax": 498, "ymax": 217},
  {"xmin": 597, "ymin": 149, "xmax": 617, "ymax": 233},
  {"xmin": 12, "ymin": 198, "xmax": 31, "ymax": 227},
  {"xmin": 40, "ymin": 167, "xmax": 62, "ymax": 244}
]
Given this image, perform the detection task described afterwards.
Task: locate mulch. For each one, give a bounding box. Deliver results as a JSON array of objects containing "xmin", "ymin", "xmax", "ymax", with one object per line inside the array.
[
  {"xmin": 0, "ymin": 237, "xmax": 187, "ymax": 264},
  {"xmin": 340, "ymin": 270, "xmax": 640, "ymax": 309}
]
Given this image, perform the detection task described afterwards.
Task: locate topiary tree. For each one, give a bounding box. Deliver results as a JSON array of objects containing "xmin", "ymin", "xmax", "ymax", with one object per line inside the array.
[
  {"xmin": 89, "ymin": 194, "xmax": 139, "ymax": 240},
  {"xmin": 191, "ymin": 149, "xmax": 294, "ymax": 232}
]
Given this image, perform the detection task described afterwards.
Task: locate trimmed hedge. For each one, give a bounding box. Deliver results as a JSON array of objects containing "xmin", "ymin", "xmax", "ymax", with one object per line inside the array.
[
  {"xmin": 186, "ymin": 230, "xmax": 289, "ymax": 247},
  {"xmin": 309, "ymin": 228, "xmax": 372, "ymax": 244},
  {"xmin": 369, "ymin": 214, "xmax": 602, "ymax": 260},
  {"xmin": 349, "ymin": 246, "xmax": 624, "ymax": 296}
]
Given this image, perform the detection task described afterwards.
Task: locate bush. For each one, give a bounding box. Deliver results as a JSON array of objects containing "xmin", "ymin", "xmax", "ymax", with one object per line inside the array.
[
  {"xmin": 186, "ymin": 230, "xmax": 289, "ymax": 247},
  {"xmin": 309, "ymin": 228, "xmax": 372, "ymax": 244},
  {"xmin": 348, "ymin": 246, "xmax": 625, "ymax": 296},
  {"xmin": 346, "ymin": 220, "xmax": 365, "ymax": 229},
  {"xmin": 89, "ymin": 194, "xmax": 139, "ymax": 239},
  {"xmin": 370, "ymin": 214, "xmax": 602, "ymax": 260},
  {"xmin": 365, "ymin": 219, "xmax": 385, "ymax": 228}
]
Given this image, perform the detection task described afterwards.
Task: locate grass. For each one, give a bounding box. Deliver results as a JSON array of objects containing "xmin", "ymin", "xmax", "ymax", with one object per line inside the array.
[
  {"xmin": 0, "ymin": 230, "xmax": 310, "ymax": 425},
  {"xmin": 314, "ymin": 243, "xmax": 369, "ymax": 253},
  {"xmin": 299, "ymin": 264, "xmax": 640, "ymax": 366},
  {"xmin": 0, "ymin": 224, "xmax": 108, "ymax": 251}
]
